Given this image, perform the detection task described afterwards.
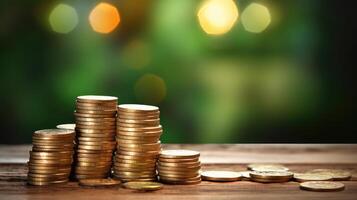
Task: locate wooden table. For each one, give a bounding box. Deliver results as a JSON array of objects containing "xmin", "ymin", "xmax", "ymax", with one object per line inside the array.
[{"xmin": 0, "ymin": 144, "xmax": 356, "ymax": 200}]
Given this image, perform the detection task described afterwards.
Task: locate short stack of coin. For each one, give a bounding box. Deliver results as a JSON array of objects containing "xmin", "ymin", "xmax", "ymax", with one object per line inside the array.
[
  {"xmin": 27, "ymin": 129, "xmax": 75, "ymax": 185},
  {"xmin": 158, "ymin": 150, "xmax": 201, "ymax": 185},
  {"xmin": 74, "ymin": 95, "xmax": 118, "ymax": 180},
  {"xmin": 249, "ymin": 171, "xmax": 293, "ymax": 183},
  {"xmin": 114, "ymin": 104, "xmax": 162, "ymax": 182}
]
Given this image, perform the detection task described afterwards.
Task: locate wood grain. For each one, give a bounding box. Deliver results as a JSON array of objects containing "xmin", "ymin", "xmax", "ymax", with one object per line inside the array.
[{"xmin": 0, "ymin": 144, "xmax": 356, "ymax": 200}]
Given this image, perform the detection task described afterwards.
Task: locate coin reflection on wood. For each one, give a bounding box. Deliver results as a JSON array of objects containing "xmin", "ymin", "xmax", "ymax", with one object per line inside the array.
[
  {"xmin": 27, "ymin": 129, "xmax": 75, "ymax": 185},
  {"xmin": 74, "ymin": 95, "xmax": 118, "ymax": 180}
]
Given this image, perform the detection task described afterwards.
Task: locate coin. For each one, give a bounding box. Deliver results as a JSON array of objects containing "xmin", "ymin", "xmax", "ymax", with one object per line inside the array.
[
  {"xmin": 77, "ymin": 95, "xmax": 118, "ymax": 103},
  {"xmin": 307, "ymin": 169, "xmax": 352, "ymax": 181},
  {"xmin": 78, "ymin": 178, "xmax": 121, "ymax": 186},
  {"xmin": 158, "ymin": 157, "xmax": 200, "ymax": 163},
  {"xmin": 160, "ymin": 150, "xmax": 200, "ymax": 159},
  {"xmin": 56, "ymin": 124, "xmax": 76, "ymax": 130},
  {"xmin": 300, "ymin": 181, "xmax": 345, "ymax": 192},
  {"xmin": 201, "ymin": 171, "xmax": 242, "ymax": 182},
  {"xmin": 294, "ymin": 173, "xmax": 333, "ymax": 182},
  {"xmin": 248, "ymin": 164, "xmax": 289, "ymax": 172},
  {"xmin": 34, "ymin": 129, "xmax": 75, "ymax": 137},
  {"xmin": 249, "ymin": 171, "xmax": 293, "ymax": 181},
  {"xmin": 118, "ymin": 104, "xmax": 159, "ymax": 112},
  {"xmin": 122, "ymin": 181, "xmax": 163, "ymax": 191}
]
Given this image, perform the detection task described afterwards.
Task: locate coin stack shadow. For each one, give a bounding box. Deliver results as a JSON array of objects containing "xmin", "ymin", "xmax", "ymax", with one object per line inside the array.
[
  {"xmin": 74, "ymin": 95, "xmax": 118, "ymax": 180},
  {"xmin": 114, "ymin": 104, "xmax": 162, "ymax": 182},
  {"xmin": 27, "ymin": 129, "xmax": 75, "ymax": 185},
  {"xmin": 158, "ymin": 150, "xmax": 202, "ymax": 184}
]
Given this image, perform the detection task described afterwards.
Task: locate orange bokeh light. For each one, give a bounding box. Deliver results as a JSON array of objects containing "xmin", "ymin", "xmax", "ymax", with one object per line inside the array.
[{"xmin": 89, "ymin": 3, "xmax": 120, "ymax": 34}]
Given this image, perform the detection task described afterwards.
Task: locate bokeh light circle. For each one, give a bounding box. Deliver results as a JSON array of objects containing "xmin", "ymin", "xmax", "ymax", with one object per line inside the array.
[
  {"xmin": 89, "ymin": 3, "xmax": 120, "ymax": 34},
  {"xmin": 134, "ymin": 74, "xmax": 167, "ymax": 104},
  {"xmin": 241, "ymin": 3, "xmax": 271, "ymax": 33},
  {"xmin": 49, "ymin": 4, "xmax": 78, "ymax": 34},
  {"xmin": 197, "ymin": 0, "xmax": 239, "ymax": 35}
]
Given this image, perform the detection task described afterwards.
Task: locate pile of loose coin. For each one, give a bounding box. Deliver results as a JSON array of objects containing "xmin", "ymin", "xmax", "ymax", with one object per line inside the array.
[
  {"xmin": 114, "ymin": 104, "xmax": 162, "ymax": 182},
  {"xmin": 158, "ymin": 150, "xmax": 201, "ymax": 184},
  {"xmin": 27, "ymin": 129, "xmax": 75, "ymax": 185},
  {"xmin": 74, "ymin": 95, "xmax": 118, "ymax": 180},
  {"xmin": 201, "ymin": 163, "xmax": 352, "ymax": 192}
]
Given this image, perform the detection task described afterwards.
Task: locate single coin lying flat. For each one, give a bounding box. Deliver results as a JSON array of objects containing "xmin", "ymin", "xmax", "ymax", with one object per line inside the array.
[
  {"xmin": 201, "ymin": 171, "xmax": 242, "ymax": 182},
  {"xmin": 122, "ymin": 181, "xmax": 163, "ymax": 191},
  {"xmin": 300, "ymin": 181, "xmax": 345, "ymax": 192},
  {"xmin": 294, "ymin": 173, "xmax": 333, "ymax": 182}
]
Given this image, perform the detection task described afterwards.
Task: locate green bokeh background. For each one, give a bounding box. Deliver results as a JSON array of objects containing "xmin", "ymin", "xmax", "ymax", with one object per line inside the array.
[{"xmin": 0, "ymin": 0, "xmax": 355, "ymax": 144}]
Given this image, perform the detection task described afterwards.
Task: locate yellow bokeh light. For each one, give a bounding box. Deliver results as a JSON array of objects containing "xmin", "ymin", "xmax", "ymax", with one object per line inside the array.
[
  {"xmin": 49, "ymin": 4, "xmax": 78, "ymax": 34},
  {"xmin": 134, "ymin": 74, "xmax": 166, "ymax": 104},
  {"xmin": 89, "ymin": 3, "xmax": 120, "ymax": 34},
  {"xmin": 197, "ymin": 0, "xmax": 239, "ymax": 35},
  {"xmin": 241, "ymin": 3, "xmax": 271, "ymax": 33}
]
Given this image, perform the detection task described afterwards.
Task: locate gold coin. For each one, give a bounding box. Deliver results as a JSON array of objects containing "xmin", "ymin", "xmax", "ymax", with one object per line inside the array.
[
  {"xmin": 78, "ymin": 137, "xmax": 114, "ymax": 142},
  {"xmin": 157, "ymin": 161, "xmax": 200, "ymax": 168},
  {"xmin": 30, "ymin": 151, "xmax": 73, "ymax": 157},
  {"xmin": 75, "ymin": 117, "xmax": 116, "ymax": 122},
  {"xmin": 28, "ymin": 168, "xmax": 71, "ymax": 174},
  {"xmin": 300, "ymin": 181, "xmax": 345, "ymax": 192},
  {"xmin": 34, "ymin": 129, "xmax": 75, "ymax": 137},
  {"xmin": 158, "ymin": 171, "xmax": 200, "ymax": 178},
  {"xmin": 118, "ymin": 150, "xmax": 159, "ymax": 157},
  {"xmin": 159, "ymin": 174, "xmax": 201, "ymax": 181},
  {"xmin": 122, "ymin": 181, "xmax": 163, "ymax": 191},
  {"xmin": 117, "ymin": 123, "xmax": 160, "ymax": 128},
  {"xmin": 160, "ymin": 150, "xmax": 200, "ymax": 159},
  {"xmin": 201, "ymin": 171, "xmax": 241, "ymax": 182},
  {"xmin": 250, "ymin": 177, "xmax": 291, "ymax": 183},
  {"xmin": 159, "ymin": 179, "xmax": 201, "ymax": 185},
  {"xmin": 116, "ymin": 135, "xmax": 159, "ymax": 142},
  {"xmin": 114, "ymin": 157, "xmax": 156, "ymax": 164},
  {"xmin": 77, "ymin": 149, "xmax": 113, "ymax": 154},
  {"xmin": 78, "ymin": 178, "xmax": 121, "ymax": 186},
  {"xmin": 56, "ymin": 124, "xmax": 76, "ymax": 130},
  {"xmin": 307, "ymin": 169, "xmax": 352, "ymax": 181},
  {"xmin": 75, "ymin": 109, "xmax": 116, "ymax": 115},
  {"xmin": 76, "ymin": 120, "xmax": 116, "ymax": 126},
  {"xmin": 74, "ymin": 112, "xmax": 116, "ymax": 118},
  {"xmin": 77, "ymin": 140, "xmax": 116, "ymax": 146},
  {"xmin": 27, "ymin": 179, "xmax": 68, "ymax": 186},
  {"xmin": 294, "ymin": 173, "xmax": 333, "ymax": 182},
  {"xmin": 118, "ymin": 114, "xmax": 160, "ymax": 120},
  {"xmin": 117, "ymin": 118, "xmax": 160, "ymax": 124},
  {"xmin": 77, "ymin": 95, "xmax": 118, "ymax": 103},
  {"xmin": 249, "ymin": 171, "xmax": 293, "ymax": 180},
  {"xmin": 117, "ymin": 130, "xmax": 162, "ymax": 137},
  {"xmin": 75, "ymin": 175, "xmax": 108, "ymax": 180},
  {"xmin": 75, "ymin": 124, "xmax": 116, "ymax": 130},
  {"xmin": 157, "ymin": 165, "xmax": 201, "ymax": 172},
  {"xmin": 118, "ymin": 104, "xmax": 159, "ymax": 112},
  {"xmin": 117, "ymin": 126, "xmax": 162, "ymax": 132},
  {"xmin": 247, "ymin": 164, "xmax": 289, "ymax": 172},
  {"xmin": 158, "ymin": 157, "xmax": 200, "ymax": 163},
  {"xmin": 76, "ymin": 100, "xmax": 117, "ymax": 106}
]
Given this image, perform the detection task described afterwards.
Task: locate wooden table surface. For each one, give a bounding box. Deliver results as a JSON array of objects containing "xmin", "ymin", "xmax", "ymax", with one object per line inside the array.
[{"xmin": 0, "ymin": 144, "xmax": 356, "ymax": 200}]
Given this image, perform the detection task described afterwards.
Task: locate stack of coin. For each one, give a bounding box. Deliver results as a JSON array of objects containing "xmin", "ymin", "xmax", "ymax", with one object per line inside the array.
[
  {"xmin": 74, "ymin": 95, "xmax": 118, "ymax": 180},
  {"xmin": 27, "ymin": 129, "xmax": 75, "ymax": 185},
  {"xmin": 249, "ymin": 171, "xmax": 293, "ymax": 183},
  {"xmin": 158, "ymin": 150, "xmax": 201, "ymax": 185},
  {"xmin": 114, "ymin": 104, "xmax": 162, "ymax": 182}
]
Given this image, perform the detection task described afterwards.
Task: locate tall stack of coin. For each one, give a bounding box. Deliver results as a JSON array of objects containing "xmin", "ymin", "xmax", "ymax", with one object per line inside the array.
[
  {"xmin": 114, "ymin": 104, "xmax": 162, "ymax": 182},
  {"xmin": 27, "ymin": 129, "xmax": 75, "ymax": 186},
  {"xmin": 158, "ymin": 150, "xmax": 201, "ymax": 185},
  {"xmin": 74, "ymin": 95, "xmax": 118, "ymax": 180}
]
